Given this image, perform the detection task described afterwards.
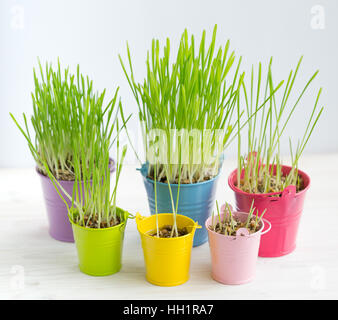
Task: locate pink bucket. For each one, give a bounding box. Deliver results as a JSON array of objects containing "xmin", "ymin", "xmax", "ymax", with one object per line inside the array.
[
  {"xmin": 228, "ymin": 165, "xmax": 310, "ymax": 257},
  {"xmin": 206, "ymin": 205, "xmax": 271, "ymax": 285}
]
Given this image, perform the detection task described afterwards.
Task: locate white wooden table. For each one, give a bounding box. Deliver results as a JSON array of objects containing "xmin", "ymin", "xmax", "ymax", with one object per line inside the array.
[{"xmin": 1, "ymin": 154, "xmax": 337, "ymax": 300}]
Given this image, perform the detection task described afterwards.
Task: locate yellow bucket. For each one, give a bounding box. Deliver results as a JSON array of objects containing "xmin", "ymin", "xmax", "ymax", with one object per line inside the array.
[{"xmin": 136, "ymin": 213, "xmax": 201, "ymax": 286}]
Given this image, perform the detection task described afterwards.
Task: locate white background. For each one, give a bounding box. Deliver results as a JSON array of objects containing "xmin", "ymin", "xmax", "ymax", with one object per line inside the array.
[{"xmin": 1, "ymin": 0, "xmax": 337, "ymax": 167}]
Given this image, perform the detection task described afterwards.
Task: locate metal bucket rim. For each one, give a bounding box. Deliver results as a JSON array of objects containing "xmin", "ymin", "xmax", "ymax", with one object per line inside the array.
[
  {"xmin": 69, "ymin": 206, "xmax": 127, "ymax": 232},
  {"xmin": 205, "ymin": 211, "xmax": 267, "ymax": 239},
  {"xmin": 36, "ymin": 157, "xmax": 115, "ymax": 183},
  {"xmin": 139, "ymin": 162, "xmax": 222, "ymax": 188},
  {"xmin": 136, "ymin": 213, "xmax": 199, "ymax": 241},
  {"xmin": 228, "ymin": 165, "xmax": 311, "ymax": 198}
]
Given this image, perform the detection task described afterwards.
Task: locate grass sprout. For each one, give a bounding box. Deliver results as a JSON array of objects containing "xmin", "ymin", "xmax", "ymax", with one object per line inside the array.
[{"xmin": 210, "ymin": 200, "xmax": 265, "ymax": 235}]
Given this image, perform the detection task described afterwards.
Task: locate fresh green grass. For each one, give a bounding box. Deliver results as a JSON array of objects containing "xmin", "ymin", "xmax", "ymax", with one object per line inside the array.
[
  {"xmin": 10, "ymin": 59, "xmax": 121, "ymax": 180},
  {"xmin": 237, "ymin": 57, "xmax": 324, "ymax": 194},
  {"xmin": 119, "ymin": 25, "xmax": 244, "ymax": 184}
]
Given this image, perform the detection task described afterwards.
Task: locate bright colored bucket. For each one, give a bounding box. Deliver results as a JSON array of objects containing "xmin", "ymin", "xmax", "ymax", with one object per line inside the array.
[
  {"xmin": 206, "ymin": 206, "xmax": 271, "ymax": 285},
  {"xmin": 139, "ymin": 163, "xmax": 220, "ymax": 247},
  {"xmin": 37, "ymin": 159, "xmax": 115, "ymax": 242},
  {"xmin": 70, "ymin": 207, "xmax": 127, "ymax": 276},
  {"xmin": 136, "ymin": 213, "xmax": 201, "ymax": 286},
  {"xmin": 228, "ymin": 165, "xmax": 310, "ymax": 257}
]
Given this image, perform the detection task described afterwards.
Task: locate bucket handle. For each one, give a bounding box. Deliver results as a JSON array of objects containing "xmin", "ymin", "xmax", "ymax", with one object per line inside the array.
[
  {"xmin": 126, "ymin": 211, "xmax": 135, "ymax": 219},
  {"xmin": 281, "ymin": 185, "xmax": 296, "ymax": 199},
  {"xmin": 187, "ymin": 221, "xmax": 202, "ymax": 234},
  {"xmin": 260, "ymin": 218, "xmax": 272, "ymax": 235},
  {"xmin": 135, "ymin": 212, "xmax": 145, "ymax": 223},
  {"xmin": 194, "ymin": 222, "xmax": 202, "ymax": 230}
]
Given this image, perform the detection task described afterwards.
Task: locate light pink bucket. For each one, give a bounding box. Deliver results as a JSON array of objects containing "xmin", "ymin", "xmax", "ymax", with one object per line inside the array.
[
  {"xmin": 228, "ymin": 165, "xmax": 310, "ymax": 257},
  {"xmin": 206, "ymin": 204, "xmax": 271, "ymax": 285}
]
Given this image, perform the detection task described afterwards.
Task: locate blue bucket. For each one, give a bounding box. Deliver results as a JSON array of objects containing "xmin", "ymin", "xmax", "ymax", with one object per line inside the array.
[{"xmin": 139, "ymin": 163, "xmax": 221, "ymax": 247}]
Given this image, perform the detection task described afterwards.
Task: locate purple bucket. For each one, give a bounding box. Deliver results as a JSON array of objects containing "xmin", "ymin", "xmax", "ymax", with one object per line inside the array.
[{"xmin": 37, "ymin": 158, "xmax": 115, "ymax": 242}]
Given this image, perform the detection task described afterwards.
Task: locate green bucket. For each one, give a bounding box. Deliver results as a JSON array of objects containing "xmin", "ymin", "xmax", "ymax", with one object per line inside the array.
[{"xmin": 70, "ymin": 207, "xmax": 128, "ymax": 276}]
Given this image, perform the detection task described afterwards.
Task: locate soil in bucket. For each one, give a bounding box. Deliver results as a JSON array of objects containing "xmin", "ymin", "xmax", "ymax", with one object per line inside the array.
[
  {"xmin": 209, "ymin": 201, "xmax": 265, "ymax": 237},
  {"xmin": 212, "ymin": 217, "xmax": 261, "ymax": 236},
  {"xmin": 149, "ymin": 225, "xmax": 188, "ymax": 238},
  {"xmin": 239, "ymin": 175, "xmax": 305, "ymax": 194},
  {"xmin": 236, "ymin": 166, "xmax": 305, "ymax": 194},
  {"xmin": 147, "ymin": 165, "xmax": 214, "ymax": 184},
  {"xmin": 79, "ymin": 215, "xmax": 121, "ymax": 229}
]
